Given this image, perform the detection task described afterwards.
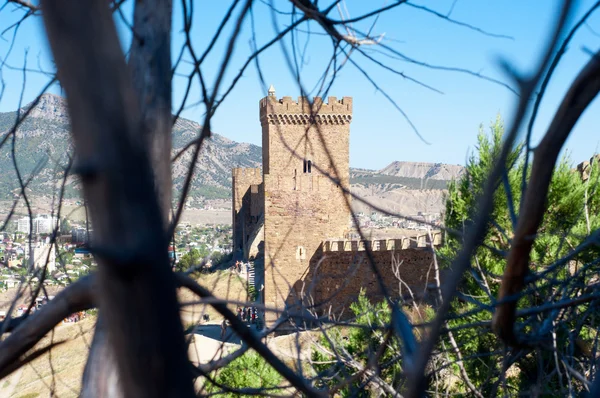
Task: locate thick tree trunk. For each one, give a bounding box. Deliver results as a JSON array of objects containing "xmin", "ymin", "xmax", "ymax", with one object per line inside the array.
[
  {"xmin": 129, "ymin": 0, "xmax": 173, "ymax": 223},
  {"xmin": 80, "ymin": 1, "xmax": 176, "ymax": 395},
  {"xmin": 40, "ymin": 1, "xmax": 193, "ymax": 397},
  {"xmin": 80, "ymin": 316, "xmax": 122, "ymax": 398}
]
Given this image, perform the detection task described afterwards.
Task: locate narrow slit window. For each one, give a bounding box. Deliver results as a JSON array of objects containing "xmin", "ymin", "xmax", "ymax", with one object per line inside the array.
[
  {"xmin": 296, "ymin": 245, "xmax": 306, "ymax": 260},
  {"xmin": 294, "ymin": 169, "xmax": 297, "ymax": 190},
  {"xmin": 303, "ymin": 159, "xmax": 307, "ymax": 173},
  {"xmin": 307, "ymin": 160, "xmax": 312, "ymax": 173}
]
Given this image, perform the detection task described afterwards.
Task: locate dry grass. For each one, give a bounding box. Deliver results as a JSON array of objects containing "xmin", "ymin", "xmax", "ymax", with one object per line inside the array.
[
  {"xmin": 0, "ymin": 286, "xmax": 66, "ymax": 314},
  {"xmin": 179, "ymin": 269, "xmax": 248, "ymax": 326},
  {"xmin": 1, "ymin": 317, "xmax": 96, "ymax": 398},
  {"xmin": 0, "ymin": 269, "xmax": 247, "ymax": 397},
  {"xmin": 266, "ymin": 331, "xmax": 321, "ymax": 371}
]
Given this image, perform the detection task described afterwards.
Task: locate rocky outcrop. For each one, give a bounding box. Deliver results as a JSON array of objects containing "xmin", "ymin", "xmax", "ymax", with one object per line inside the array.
[
  {"xmin": 380, "ymin": 161, "xmax": 464, "ymax": 181},
  {"xmin": 577, "ymin": 154, "xmax": 600, "ymax": 182}
]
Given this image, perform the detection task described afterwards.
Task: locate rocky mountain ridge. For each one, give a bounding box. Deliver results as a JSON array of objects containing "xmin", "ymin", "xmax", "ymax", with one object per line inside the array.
[
  {"xmin": 379, "ymin": 161, "xmax": 464, "ymax": 181},
  {"xmin": 0, "ymin": 94, "xmax": 262, "ymax": 203}
]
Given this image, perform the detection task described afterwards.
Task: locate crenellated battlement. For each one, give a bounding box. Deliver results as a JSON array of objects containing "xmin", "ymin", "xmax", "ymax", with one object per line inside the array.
[
  {"xmin": 260, "ymin": 95, "xmax": 352, "ymax": 126},
  {"xmin": 232, "ymin": 167, "xmax": 262, "ymax": 180},
  {"xmin": 322, "ymin": 232, "xmax": 443, "ymax": 252},
  {"xmin": 577, "ymin": 154, "xmax": 600, "ymax": 182}
]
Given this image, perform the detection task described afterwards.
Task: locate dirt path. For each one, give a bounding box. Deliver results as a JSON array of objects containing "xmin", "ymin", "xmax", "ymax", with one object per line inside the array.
[{"xmin": 0, "ymin": 366, "xmax": 23, "ymax": 397}]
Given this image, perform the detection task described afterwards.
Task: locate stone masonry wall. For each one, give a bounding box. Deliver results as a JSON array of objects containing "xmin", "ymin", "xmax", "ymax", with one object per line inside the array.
[
  {"xmin": 238, "ymin": 93, "xmax": 443, "ymax": 325},
  {"xmin": 305, "ymin": 235, "xmax": 441, "ymax": 317},
  {"xmin": 259, "ymin": 95, "xmax": 352, "ymax": 175},
  {"xmin": 577, "ymin": 154, "xmax": 600, "ymax": 181},
  {"xmin": 309, "ymin": 249, "xmax": 436, "ymax": 316}
]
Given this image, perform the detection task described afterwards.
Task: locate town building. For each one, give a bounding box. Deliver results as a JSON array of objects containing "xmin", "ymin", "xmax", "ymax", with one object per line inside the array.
[
  {"xmin": 71, "ymin": 227, "xmax": 92, "ymax": 245},
  {"xmin": 34, "ymin": 215, "xmax": 57, "ymax": 234},
  {"xmin": 30, "ymin": 243, "xmax": 56, "ymax": 273},
  {"xmin": 16, "ymin": 215, "xmax": 58, "ymax": 235},
  {"xmin": 17, "ymin": 217, "xmax": 31, "ymax": 234}
]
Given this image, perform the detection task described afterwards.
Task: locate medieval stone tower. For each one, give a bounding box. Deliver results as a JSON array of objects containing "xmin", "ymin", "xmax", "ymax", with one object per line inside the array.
[
  {"xmin": 261, "ymin": 88, "xmax": 353, "ymax": 322},
  {"xmin": 232, "ymin": 86, "xmax": 354, "ymax": 323}
]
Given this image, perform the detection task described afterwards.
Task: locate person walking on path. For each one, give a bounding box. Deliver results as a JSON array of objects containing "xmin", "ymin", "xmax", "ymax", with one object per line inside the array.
[{"xmin": 220, "ymin": 318, "xmax": 227, "ymax": 340}]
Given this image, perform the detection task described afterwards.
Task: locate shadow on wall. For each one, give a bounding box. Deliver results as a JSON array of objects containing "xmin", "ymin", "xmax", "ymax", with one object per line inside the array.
[
  {"xmin": 233, "ymin": 186, "xmax": 263, "ymax": 258},
  {"xmin": 282, "ymin": 242, "xmax": 439, "ymax": 325}
]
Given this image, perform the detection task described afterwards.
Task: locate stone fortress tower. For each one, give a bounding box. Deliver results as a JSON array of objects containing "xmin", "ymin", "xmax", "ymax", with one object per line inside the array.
[
  {"xmin": 260, "ymin": 87, "xmax": 353, "ymax": 323},
  {"xmin": 232, "ymin": 86, "xmax": 441, "ymax": 326}
]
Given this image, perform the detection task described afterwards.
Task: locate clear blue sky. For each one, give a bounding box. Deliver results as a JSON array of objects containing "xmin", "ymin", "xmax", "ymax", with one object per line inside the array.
[{"xmin": 0, "ymin": 0, "xmax": 599, "ymax": 170}]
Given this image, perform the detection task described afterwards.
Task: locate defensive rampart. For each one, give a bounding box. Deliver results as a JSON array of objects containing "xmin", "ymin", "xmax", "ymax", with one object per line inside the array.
[{"xmin": 286, "ymin": 232, "xmax": 443, "ymax": 319}]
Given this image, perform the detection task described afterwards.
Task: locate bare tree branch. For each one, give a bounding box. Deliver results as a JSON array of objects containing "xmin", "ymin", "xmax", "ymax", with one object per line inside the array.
[
  {"xmin": 493, "ymin": 48, "xmax": 600, "ymax": 346},
  {"xmin": 0, "ymin": 275, "xmax": 94, "ymax": 379},
  {"xmin": 404, "ymin": 1, "xmax": 576, "ymax": 396},
  {"xmin": 6, "ymin": 0, "xmax": 38, "ymax": 12}
]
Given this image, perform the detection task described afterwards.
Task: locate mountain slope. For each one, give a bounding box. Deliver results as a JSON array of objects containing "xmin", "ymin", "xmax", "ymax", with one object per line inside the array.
[
  {"xmin": 379, "ymin": 161, "xmax": 464, "ymax": 181},
  {"xmin": 0, "ymin": 94, "xmax": 261, "ymax": 201},
  {"xmin": 350, "ymin": 168, "xmax": 450, "ymax": 190},
  {"xmin": 348, "ymin": 165, "xmax": 461, "ymax": 216}
]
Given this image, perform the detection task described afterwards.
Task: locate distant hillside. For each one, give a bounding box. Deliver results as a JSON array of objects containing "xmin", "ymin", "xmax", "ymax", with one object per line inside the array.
[
  {"xmin": 350, "ymin": 169, "xmax": 449, "ymax": 190},
  {"xmin": 379, "ymin": 162, "xmax": 465, "ymax": 181},
  {"xmin": 379, "ymin": 161, "xmax": 464, "ymax": 181},
  {"xmin": 0, "ymin": 94, "xmax": 261, "ymax": 202},
  {"xmin": 349, "ymin": 163, "xmax": 463, "ymax": 216}
]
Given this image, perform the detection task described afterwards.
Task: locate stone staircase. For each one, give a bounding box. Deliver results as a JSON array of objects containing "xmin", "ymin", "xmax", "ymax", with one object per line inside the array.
[
  {"xmin": 245, "ymin": 261, "xmax": 265, "ymax": 330},
  {"xmin": 247, "ymin": 262, "xmax": 256, "ymax": 296}
]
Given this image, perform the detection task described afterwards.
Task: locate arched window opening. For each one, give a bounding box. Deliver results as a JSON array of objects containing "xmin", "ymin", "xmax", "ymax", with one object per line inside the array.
[{"xmin": 303, "ymin": 159, "xmax": 312, "ymax": 173}]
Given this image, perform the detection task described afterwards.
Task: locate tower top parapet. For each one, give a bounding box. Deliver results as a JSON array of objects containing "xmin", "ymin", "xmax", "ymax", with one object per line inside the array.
[
  {"xmin": 232, "ymin": 167, "xmax": 262, "ymax": 180},
  {"xmin": 260, "ymin": 95, "xmax": 352, "ymax": 126}
]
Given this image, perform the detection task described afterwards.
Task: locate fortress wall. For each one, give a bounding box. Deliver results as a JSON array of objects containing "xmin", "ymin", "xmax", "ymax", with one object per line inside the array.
[
  {"xmin": 250, "ymin": 184, "xmax": 263, "ymax": 218},
  {"xmin": 232, "ymin": 168, "xmax": 262, "ymax": 253},
  {"xmin": 323, "ymin": 233, "xmax": 443, "ymax": 252},
  {"xmin": 259, "ymin": 95, "xmax": 352, "ymax": 118},
  {"xmin": 307, "ymin": 247, "xmax": 437, "ymax": 317}
]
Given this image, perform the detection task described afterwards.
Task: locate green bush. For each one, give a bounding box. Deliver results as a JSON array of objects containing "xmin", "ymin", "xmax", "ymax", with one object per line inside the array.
[
  {"xmin": 311, "ymin": 290, "xmax": 434, "ymax": 395},
  {"xmin": 439, "ymin": 115, "xmax": 600, "ymax": 395},
  {"xmin": 203, "ymin": 350, "xmax": 283, "ymax": 397},
  {"xmin": 247, "ymin": 285, "xmax": 257, "ymax": 302}
]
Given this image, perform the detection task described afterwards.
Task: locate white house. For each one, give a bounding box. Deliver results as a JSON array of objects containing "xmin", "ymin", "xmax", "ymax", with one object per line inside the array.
[{"xmin": 31, "ymin": 243, "xmax": 56, "ymax": 273}]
